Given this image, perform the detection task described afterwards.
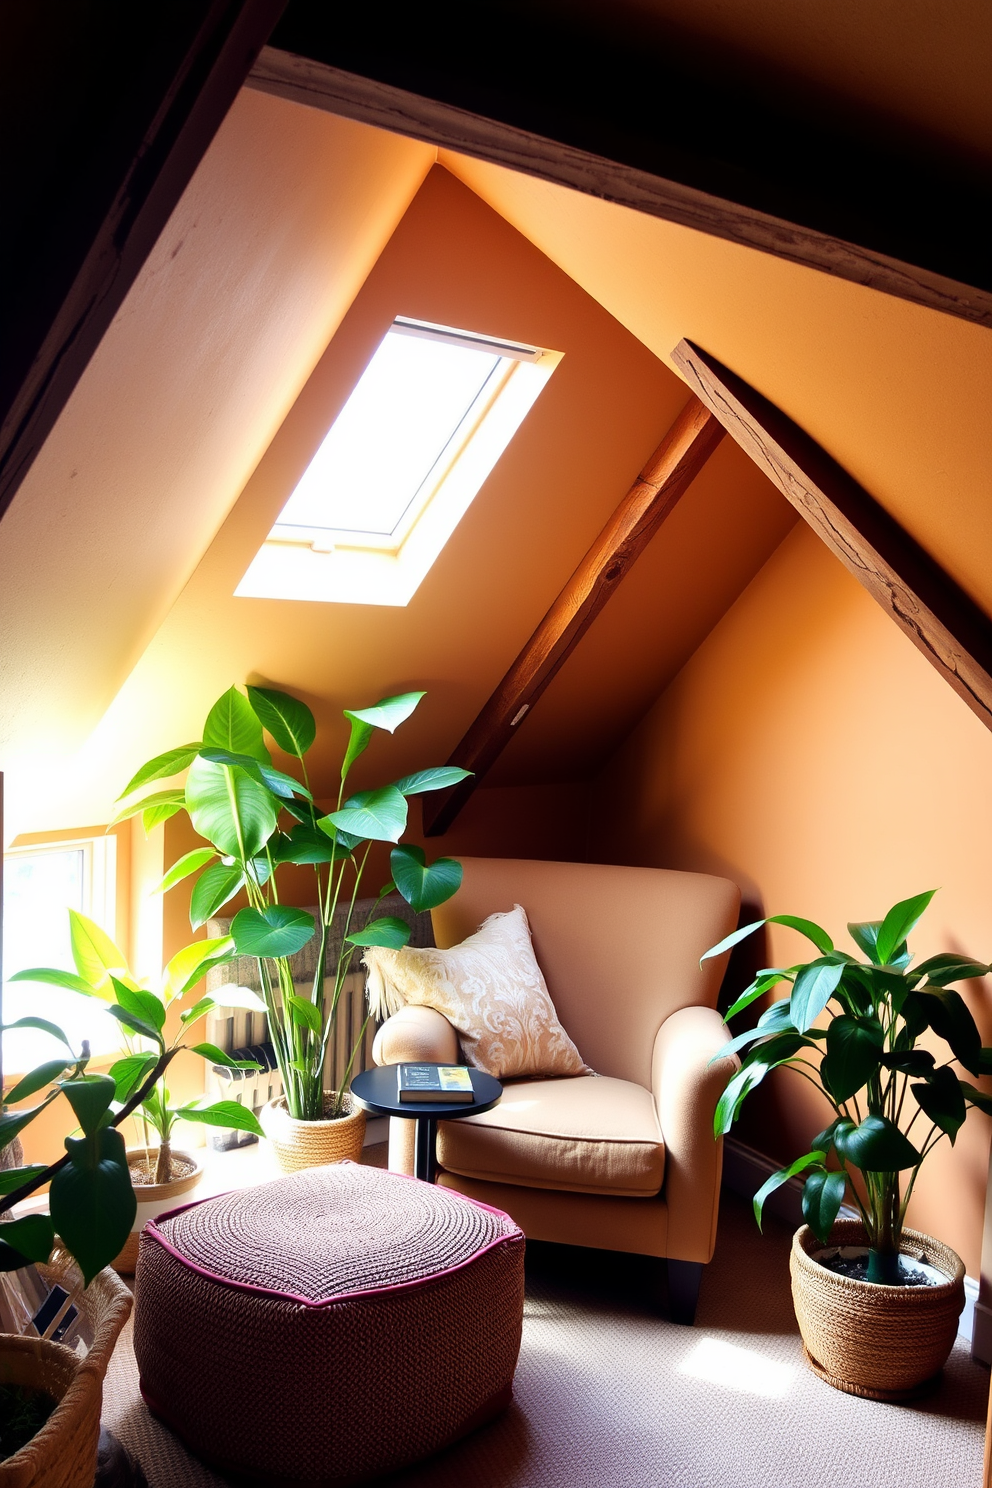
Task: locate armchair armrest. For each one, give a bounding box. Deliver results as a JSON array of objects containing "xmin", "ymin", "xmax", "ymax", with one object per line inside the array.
[
  {"xmin": 652, "ymin": 1005, "xmax": 739, "ymax": 1264},
  {"xmin": 372, "ymin": 1004, "xmax": 460, "ymax": 1067}
]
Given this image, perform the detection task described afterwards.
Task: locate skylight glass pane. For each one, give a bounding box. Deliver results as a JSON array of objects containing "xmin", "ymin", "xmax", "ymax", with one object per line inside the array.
[{"xmin": 274, "ymin": 327, "xmax": 503, "ymax": 540}]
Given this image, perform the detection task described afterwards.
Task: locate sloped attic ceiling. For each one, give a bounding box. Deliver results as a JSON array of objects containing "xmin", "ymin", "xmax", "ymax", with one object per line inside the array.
[{"xmin": 3, "ymin": 75, "xmax": 990, "ymax": 840}]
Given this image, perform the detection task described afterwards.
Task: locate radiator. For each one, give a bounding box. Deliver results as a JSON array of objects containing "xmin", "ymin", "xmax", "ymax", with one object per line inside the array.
[{"xmin": 203, "ymin": 972, "xmax": 376, "ymax": 1150}]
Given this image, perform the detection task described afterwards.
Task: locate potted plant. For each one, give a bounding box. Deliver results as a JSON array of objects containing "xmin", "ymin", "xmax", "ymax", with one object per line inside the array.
[
  {"xmin": 11, "ymin": 909, "xmax": 265, "ymax": 1270},
  {"xmin": 0, "ymin": 1030, "xmax": 146, "ymax": 1481},
  {"xmin": 113, "ymin": 684, "xmax": 469, "ymax": 1172},
  {"xmin": 703, "ymin": 889, "xmax": 991, "ymax": 1399}
]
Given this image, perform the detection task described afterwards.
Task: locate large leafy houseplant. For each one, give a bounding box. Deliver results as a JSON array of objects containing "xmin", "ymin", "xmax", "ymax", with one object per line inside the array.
[
  {"xmin": 10, "ymin": 910, "xmax": 265, "ymax": 1183},
  {"xmin": 113, "ymin": 685, "xmax": 469, "ymax": 1122},
  {"xmin": 704, "ymin": 890, "xmax": 992, "ymax": 1284}
]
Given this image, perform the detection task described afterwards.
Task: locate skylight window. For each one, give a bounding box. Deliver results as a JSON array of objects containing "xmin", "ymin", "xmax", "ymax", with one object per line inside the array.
[{"xmin": 236, "ymin": 317, "xmax": 560, "ymax": 606}]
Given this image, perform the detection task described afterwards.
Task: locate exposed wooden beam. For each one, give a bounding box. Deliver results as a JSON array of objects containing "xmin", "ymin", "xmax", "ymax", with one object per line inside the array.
[
  {"xmin": 671, "ymin": 339, "xmax": 992, "ymax": 733},
  {"xmin": 248, "ymin": 42, "xmax": 992, "ymax": 332},
  {"xmin": 423, "ymin": 396, "xmax": 725, "ymax": 835},
  {"xmin": 0, "ymin": 0, "xmax": 287, "ymax": 524}
]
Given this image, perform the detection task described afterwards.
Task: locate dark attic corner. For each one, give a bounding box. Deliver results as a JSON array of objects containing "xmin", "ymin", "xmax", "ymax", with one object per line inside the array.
[{"xmin": 1, "ymin": 3, "xmax": 991, "ymax": 1485}]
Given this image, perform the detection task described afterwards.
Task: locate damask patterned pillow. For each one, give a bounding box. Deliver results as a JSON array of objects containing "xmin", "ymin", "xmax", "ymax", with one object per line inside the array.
[{"xmin": 363, "ymin": 904, "xmax": 592, "ymax": 1080}]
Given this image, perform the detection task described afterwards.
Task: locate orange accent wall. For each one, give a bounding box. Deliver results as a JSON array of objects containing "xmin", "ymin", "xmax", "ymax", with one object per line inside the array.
[{"xmin": 592, "ymin": 520, "xmax": 992, "ymax": 1276}]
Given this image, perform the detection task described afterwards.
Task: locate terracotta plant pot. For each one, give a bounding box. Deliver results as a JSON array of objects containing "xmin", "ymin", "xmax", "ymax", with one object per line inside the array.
[
  {"xmin": 0, "ymin": 1259, "xmax": 131, "ymax": 1488},
  {"xmin": 112, "ymin": 1147, "xmax": 204, "ymax": 1274},
  {"xmin": 260, "ymin": 1093, "xmax": 366, "ymax": 1173},
  {"xmin": 790, "ymin": 1218, "xmax": 965, "ymax": 1400}
]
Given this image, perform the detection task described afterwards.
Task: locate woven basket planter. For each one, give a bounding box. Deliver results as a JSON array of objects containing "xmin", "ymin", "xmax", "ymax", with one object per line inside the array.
[
  {"xmin": 791, "ymin": 1219, "xmax": 965, "ymax": 1400},
  {"xmin": 113, "ymin": 1147, "xmax": 204, "ymax": 1274},
  {"xmin": 0, "ymin": 1257, "xmax": 132, "ymax": 1488},
  {"xmin": 261, "ymin": 1092, "xmax": 366, "ymax": 1173}
]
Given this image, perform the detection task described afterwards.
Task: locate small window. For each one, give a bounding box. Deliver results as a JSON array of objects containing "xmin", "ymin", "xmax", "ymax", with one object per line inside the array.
[
  {"xmin": 2, "ymin": 836, "xmax": 119, "ymax": 1074},
  {"xmin": 236, "ymin": 317, "xmax": 560, "ymax": 606}
]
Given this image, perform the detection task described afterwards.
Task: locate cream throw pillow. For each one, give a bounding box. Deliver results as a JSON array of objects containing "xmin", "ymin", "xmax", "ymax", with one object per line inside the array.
[{"xmin": 363, "ymin": 904, "xmax": 592, "ymax": 1080}]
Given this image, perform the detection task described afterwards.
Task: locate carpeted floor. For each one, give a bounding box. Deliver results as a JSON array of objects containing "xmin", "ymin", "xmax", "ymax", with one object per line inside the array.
[{"xmin": 102, "ymin": 1161, "xmax": 988, "ymax": 1488}]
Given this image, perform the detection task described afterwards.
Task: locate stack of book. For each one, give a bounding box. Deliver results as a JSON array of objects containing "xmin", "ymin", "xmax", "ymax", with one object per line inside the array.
[{"xmin": 397, "ymin": 1064, "xmax": 475, "ymax": 1103}]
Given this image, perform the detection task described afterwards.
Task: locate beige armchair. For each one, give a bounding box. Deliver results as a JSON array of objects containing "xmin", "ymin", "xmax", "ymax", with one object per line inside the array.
[{"xmin": 372, "ymin": 857, "xmax": 740, "ymax": 1322}]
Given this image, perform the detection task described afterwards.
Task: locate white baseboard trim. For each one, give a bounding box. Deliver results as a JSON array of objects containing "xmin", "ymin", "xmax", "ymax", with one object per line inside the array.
[{"xmin": 722, "ymin": 1137, "xmax": 979, "ymax": 1348}]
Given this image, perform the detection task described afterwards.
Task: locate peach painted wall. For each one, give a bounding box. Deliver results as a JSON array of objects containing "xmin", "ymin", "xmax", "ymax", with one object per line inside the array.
[{"xmin": 592, "ymin": 521, "xmax": 992, "ymax": 1276}]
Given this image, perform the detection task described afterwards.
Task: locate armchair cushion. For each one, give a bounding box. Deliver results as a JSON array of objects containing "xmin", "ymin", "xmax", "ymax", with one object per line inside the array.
[
  {"xmin": 437, "ymin": 1075, "xmax": 665, "ymax": 1198},
  {"xmin": 364, "ymin": 904, "xmax": 591, "ymax": 1080}
]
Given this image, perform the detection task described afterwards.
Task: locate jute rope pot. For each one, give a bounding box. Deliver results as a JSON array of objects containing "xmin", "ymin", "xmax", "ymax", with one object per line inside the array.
[
  {"xmin": 260, "ymin": 1092, "xmax": 366, "ymax": 1173},
  {"xmin": 0, "ymin": 1256, "xmax": 132, "ymax": 1488},
  {"xmin": 790, "ymin": 1218, "xmax": 964, "ymax": 1400},
  {"xmin": 113, "ymin": 1147, "xmax": 204, "ymax": 1274}
]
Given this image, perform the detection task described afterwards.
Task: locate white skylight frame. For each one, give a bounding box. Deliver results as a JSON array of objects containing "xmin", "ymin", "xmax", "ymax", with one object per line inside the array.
[{"xmin": 236, "ymin": 317, "xmax": 561, "ymax": 607}]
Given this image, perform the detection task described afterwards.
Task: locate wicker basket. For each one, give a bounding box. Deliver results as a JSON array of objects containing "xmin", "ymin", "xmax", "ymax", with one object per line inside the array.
[
  {"xmin": 0, "ymin": 1257, "xmax": 132, "ymax": 1487},
  {"xmin": 790, "ymin": 1219, "xmax": 965, "ymax": 1400},
  {"xmin": 113, "ymin": 1147, "xmax": 204, "ymax": 1274},
  {"xmin": 261, "ymin": 1093, "xmax": 366, "ymax": 1173}
]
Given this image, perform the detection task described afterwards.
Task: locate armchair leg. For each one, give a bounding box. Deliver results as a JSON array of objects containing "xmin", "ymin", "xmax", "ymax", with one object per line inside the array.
[{"xmin": 667, "ymin": 1260, "xmax": 704, "ymax": 1325}]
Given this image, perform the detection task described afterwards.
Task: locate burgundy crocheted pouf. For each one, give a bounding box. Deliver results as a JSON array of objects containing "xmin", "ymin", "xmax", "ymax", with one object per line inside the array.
[{"xmin": 133, "ymin": 1162, "xmax": 524, "ymax": 1486}]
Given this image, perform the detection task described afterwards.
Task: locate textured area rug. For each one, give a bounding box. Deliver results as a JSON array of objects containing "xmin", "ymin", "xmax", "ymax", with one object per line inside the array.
[{"xmin": 102, "ymin": 1188, "xmax": 987, "ymax": 1488}]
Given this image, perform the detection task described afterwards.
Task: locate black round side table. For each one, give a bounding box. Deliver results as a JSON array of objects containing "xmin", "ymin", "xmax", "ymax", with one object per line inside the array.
[{"xmin": 351, "ymin": 1064, "xmax": 502, "ymax": 1183}]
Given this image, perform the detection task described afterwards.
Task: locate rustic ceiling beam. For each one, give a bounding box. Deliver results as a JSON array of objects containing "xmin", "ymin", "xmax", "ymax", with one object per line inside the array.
[
  {"xmin": 0, "ymin": 0, "xmax": 287, "ymax": 524},
  {"xmin": 423, "ymin": 396, "xmax": 725, "ymax": 836},
  {"xmin": 671, "ymin": 339, "xmax": 992, "ymax": 733},
  {"xmin": 249, "ymin": 41, "xmax": 991, "ymax": 332}
]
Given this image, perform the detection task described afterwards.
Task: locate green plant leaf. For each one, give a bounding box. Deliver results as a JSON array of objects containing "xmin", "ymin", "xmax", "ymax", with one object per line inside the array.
[
  {"xmin": 314, "ymin": 816, "xmax": 361, "ymax": 851},
  {"xmin": 344, "ymin": 916, "xmax": 412, "ymax": 949},
  {"xmin": 189, "ymin": 862, "xmax": 245, "ymax": 929},
  {"xmin": 152, "ymin": 848, "xmax": 216, "ymax": 895},
  {"xmin": 59, "ymin": 1074, "xmax": 117, "ymax": 1136},
  {"xmin": 185, "ymin": 756, "xmax": 279, "ymax": 861},
  {"xmin": 203, "ymin": 686, "xmax": 271, "ymax": 764},
  {"xmin": 163, "ymin": 937, "xmax": 235, "ymax": 1000},
  {"xmin": 109, "ymin": 1053, "xmax": 159, "ymax": 1103},
  {"xmin": 911, "ymin": 1066, "xmax": 967, "ymax": 1142},
  {"xmin": 50, "ymin": 1126, "xmax": 136, "ymax": 1285},
  {"xmin": 0, "ymin": 1215, "xmax": 56, "ymax": 1270},
  {"xmin": 820, "ymin": 1016, "xmax": 884, "ymax": 1103},
  {"xmin": 143, "ymin": 795, "xmax": 185, "ymax": 834},
  {"xmin": 960, "ymin": 1081, "xmax": 992, "ymax": 1117},
  {"xmin": 109, "ymin": 787, "xmax": 185, "ymax": 828},
  {"xmin": 190, "ymin": 1043, "xmax": 261, "ymax": 1070},
  {"xmin": 713, "ymin": 1056, "xmax": 784, "ymax": 1135},
  {"xmin": 286, "ymin": 995, "xmax": 322, "ymax": 1034},
  {"xmin": 347, "ymin": 691, "xmax": 424, "ymax": 734},
  {"xmin": 915, "ymin": 953, "xmax": 990, "ymax": 987},
  {"xmin": 118, "ymin": 745, "xmax": 202, "ymax": 801},
  {"xmin": 110, "ymin": 977, "xmax": 166, "ymax": 1034},
  {"xmin": 390, "ymin": 844, "xmax": 463, "ymax": 912},
  {"xmin": 812, "ymin": 1118, "xmax": 842, "ymax": 1155},
  {"xmin": 340, "ymin": 715, "xmax": 374, "ymax": 782},
  {"xmin": 723, "ymin": 969, "xmax": 790, "ymax": 1022},
  {"xmin": 174, "ymin": 1100, "xmax": 265, "ymax": 1136},
  {"xmin": 834, "ymin": 1113, "xmax": 921, "ymax": 1172},
  {"xmin": 767, "ymin": 915, "xmax": 834, "ymax": 955},
  {"xmin": 753, "ymin": 1151, "xmax": 826, "ymax": 1229},
  {"xmin": 848, "ymin": 921, "xmax": 882, "ymax": 963},
  {"xmin": 4, "ymin": 1060, "xmax": 71, "ymax": 1105},
  {"xmin": 0, "ymin": 1165, "xmax": 48, "ymax": 1197},
  {"xmin": 68, "ymin": 910, "xmax": 128, "ymax": 995},
  {"xmin": 907, "ymin": 987, "xmax": 982, "ymax": 1072},
  {"xmin": 789, "ymin": 959, "xmax": 845, "ymax": 1032},
  {"xmin": 246, "ymin": 686, "xmax": 316, "ymax": 758},
  {"xmin": 701, "ymin": 919, "xmax": 766, "ymax": 964},
  {"xmin": 879, "ymin": 1048, "xmax": 936, "ymax": 1076},
  {"xmin": 0, "ymin": 1102, "xmax": 53, "ymax": 1153},
  {"xmin": 231, "ymin": 905, "xmax": 315, "ymax": 958},
  {"xmin": 271, "ymin": 825, "xmax": 346, "ymax": 866},
  {"xmin": 107, "ymin": 1004, "xmax": 162, "ymax": 1044},
  {"xmin": 325, "ymin": 785, "xmax": 408, "ymax": 845},
  {"xmin": 7, "ymin": 966, "xmax": 98, "ymax": 996},
  {"xmin": 2, "ymin": 1017, "xmax": 75, "ymax": 1053},
  {"xmin": 392, "ymin": 766, "xmax": 472, "ymax": 796},
  {"xmin": 207, "ymin": 985, "xmax": 268, "ymax": 1014},
  {"xmin": 875, "ymin": 890, "xmax": 936, "ymax": 966},
  {"xmin": 801, "ymin": 1169, "xmax": 848, "ymax": 1244},
  {"xmin": 179, "ymin": 997, "xmax": 214, "ymax": 1027},
  {"xmin": 199, "ymin": 749, "xmax": 310, "ymax": 802}
]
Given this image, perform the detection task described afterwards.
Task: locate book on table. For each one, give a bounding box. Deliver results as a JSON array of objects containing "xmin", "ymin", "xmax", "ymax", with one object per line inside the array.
[{"xmin": 397, "ymin": 1064, "xmax": 475, "ymax": 1103}]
